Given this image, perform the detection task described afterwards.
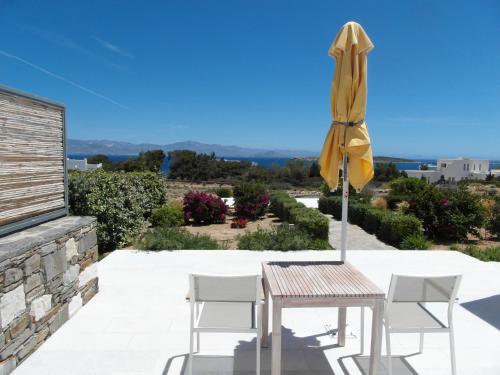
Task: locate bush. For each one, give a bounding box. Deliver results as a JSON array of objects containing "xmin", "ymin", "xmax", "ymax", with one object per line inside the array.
[
  {"xmin": 362, "ymin": 208, "xmax": 390, "ymax": 234},
  {"xmin": 233, "ymin": 182, "xmax": 270, "ymax": 219},
  {"xmin": 69, "ymin": 170, "xmax": 167, "ymax": 251},
  {"xmin": 488, "ymin": 199, "xmax": 500, "ymax": 238},
  {"xmin": 400, "ymin": 234, "xmax": 432, "ymax": 250},
  {"xmin": 183, "ymin": 191, "xmax": 228, "ymax": 225},
  {"xmin": 135, "ymin": 227, "xmax": 222, "ymax": 250},
  {"xmin": 378, "ymin": 213, "xmax": 423, "ymax": 248},
  {"xmin": 212, "ymin": 186, "xmax": 233, "ymax": 198},
  {"xmin": 150, "ymin": 206, "xmax": 184, "ymax": 227},
  {"xmin": 371, "ymin": 197, "xmax": 388, "ymax": 210},
  {"xmin": 348, "ymin": 203, "xmax": 370, "ymax": 226},
  {"xmin": 409, "ymin": 186, "xmax": 486, "ymax": 241},
  {"xmin": 318, "ymin": 196, "xmax": 342, "ymax": 219},
  {"xmin": 271, "ymin": 192, "xmax": 328, "ymax": 240},
  {"xmin": 270, "ymin": 191, "xmax": 304, "ymax": 222},
  {"xmin": 237, "ymin": 226, "xmax": 329, "ymax": 251},
  {"xmin": 289, "ymin": 207, "xmax": 329, "ymax": 240},
  {"xmin": 457, "ymin": 245, "xmax": 500, "ymax": 262}
]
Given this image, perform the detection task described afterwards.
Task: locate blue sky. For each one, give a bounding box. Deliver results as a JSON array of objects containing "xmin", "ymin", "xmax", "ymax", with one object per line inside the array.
[{"xmin": 0, "ymin": 0, "xmax": 499, "ymax": 158}]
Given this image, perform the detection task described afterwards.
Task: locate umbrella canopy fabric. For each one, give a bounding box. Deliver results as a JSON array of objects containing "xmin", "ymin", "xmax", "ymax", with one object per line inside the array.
[{"xmin": 319, "ymin": 21, "xmax": 374, "ymax": 192}]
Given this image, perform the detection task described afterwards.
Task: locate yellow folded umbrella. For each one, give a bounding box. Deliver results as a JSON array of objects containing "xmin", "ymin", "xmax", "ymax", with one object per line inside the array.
[{"xmin": 319, "ymin": 21, "xmax": 374, "ymax": 192}]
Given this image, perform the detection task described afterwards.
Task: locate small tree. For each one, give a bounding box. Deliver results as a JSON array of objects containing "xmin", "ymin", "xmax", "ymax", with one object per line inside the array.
[{"xmin": 489, "ymin": 199, "xmax": 500, "ymax": 238}]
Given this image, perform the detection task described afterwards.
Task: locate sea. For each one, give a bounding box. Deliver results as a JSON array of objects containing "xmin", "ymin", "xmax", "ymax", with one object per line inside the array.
[{"xmin": 68, "ymin": 155, "xmax": 500, "ymax": 174}]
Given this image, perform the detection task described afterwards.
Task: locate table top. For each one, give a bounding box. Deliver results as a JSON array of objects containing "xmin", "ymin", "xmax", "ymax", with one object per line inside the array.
[{"xmin": 262, "ymin": 261, "xmax": 384, "ymax": 299}]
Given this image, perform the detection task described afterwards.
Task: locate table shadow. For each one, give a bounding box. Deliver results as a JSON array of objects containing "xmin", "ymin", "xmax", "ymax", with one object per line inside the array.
[
  {"xmin": 461, "ymin": 294, "xmax": 500, "ymax": 330},
  {"xmin": 162, "ymin": 327, "xmax": 338, "ymax": 374}
]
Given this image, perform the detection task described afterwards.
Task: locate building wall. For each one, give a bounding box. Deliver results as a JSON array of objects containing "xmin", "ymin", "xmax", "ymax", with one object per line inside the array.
[
  {"xmin": 0, "ymin": 217, "xmax": 98, "ymax": 374},
  {"xmin": 407, "ymin": 159, "xmax": 490, "ymax": 182},
  {"xmin": 66, "ymin": 159, "xmax": 102, "ymax": 171}
]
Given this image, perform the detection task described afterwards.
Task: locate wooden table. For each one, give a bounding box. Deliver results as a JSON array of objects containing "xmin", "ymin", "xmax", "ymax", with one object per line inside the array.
[{"xmin": 261, "ymin": 261, "xmax": 385, "ymax": 375}]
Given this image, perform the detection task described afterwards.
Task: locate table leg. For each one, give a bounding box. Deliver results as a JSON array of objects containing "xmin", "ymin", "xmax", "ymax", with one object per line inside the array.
[
  {"xmin": 272, "ymin": 298, "xmax": 282, "ymax": 375},
  {"xmin": 369, "ymin": 299, "xmax": 384, "ymax": 375},
  {"xmin": 261, "ymin": 279, "xmax": 269, "ymax": 347},
  {"xmin": 338, "ymin": 307, "xmax": 347, "ymax": 346}
]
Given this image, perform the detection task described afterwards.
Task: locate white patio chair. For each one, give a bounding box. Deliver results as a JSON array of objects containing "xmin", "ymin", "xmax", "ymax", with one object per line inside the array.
[
  {"xmin": 360, "ymin": 274, "xmax": 462, "ymax": 375},
  {"xmin": 188, "ymin": 273, "xmax": 262, "ymax": 375}
]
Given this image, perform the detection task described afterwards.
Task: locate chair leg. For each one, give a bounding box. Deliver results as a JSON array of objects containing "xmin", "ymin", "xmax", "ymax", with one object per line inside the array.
[
  {"xmin": 195, "ymin": 303, "xmax": 200, "ymax": 352},
  {"xmin": 189, "ymin": 330, "xmax": 194, "ymax": 375},
  {"xmin": 385, "ymin": 325, "xmax": 392, "ymax": 375},
  {"xmin": 256, "ymin": 304, "xmax": 262, "ymax": 375},
  {"xmin": 449, "ymin": 328, "xmax": 457, "ymax": 375},
  {"xmin": 419, "ymin": 332, "xmax": 424, "ymax": 353},
  {"xmin": 360, "ymin": 307, "xmax": 365, "ymax": 354}
]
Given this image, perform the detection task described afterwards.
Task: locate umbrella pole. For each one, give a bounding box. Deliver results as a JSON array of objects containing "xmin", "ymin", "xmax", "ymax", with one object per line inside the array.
[{"xmin": 340, "ymin": 154, "xmax": 348, "ymax": 262}]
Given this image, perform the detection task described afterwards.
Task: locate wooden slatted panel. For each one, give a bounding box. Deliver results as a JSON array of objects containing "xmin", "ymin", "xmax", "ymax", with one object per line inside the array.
[
  {"xmin": 0, "ymin": 91, "xmax": 65, "ymax": 227},
  {"xmin": 263, "ymin": 261, "xmax": 384, "ymax": 298}
]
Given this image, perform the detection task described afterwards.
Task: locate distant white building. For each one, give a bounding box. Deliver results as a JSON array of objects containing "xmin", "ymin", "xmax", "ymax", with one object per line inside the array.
[
  {"xmin": 405, "ymin": 158, "xmax": 490, "ymax": 183},
  {"xmin": 67, "ymin": 158, "xmax": 102, "ymax": 171}
]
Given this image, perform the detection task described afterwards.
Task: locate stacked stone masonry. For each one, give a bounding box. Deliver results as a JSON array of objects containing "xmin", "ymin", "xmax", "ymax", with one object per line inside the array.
[{"xmin": 0, "ymin": 216, "xmax": 98, "ymax": 374}]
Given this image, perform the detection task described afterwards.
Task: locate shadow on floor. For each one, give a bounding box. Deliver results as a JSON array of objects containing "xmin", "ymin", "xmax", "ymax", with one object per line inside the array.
[
  {"xmin": 162, "ymin": 327, "xmax": 338, "ymax": 374},
  {"xmin": 338, "ymin": 354, "xmax": 419, "ymax": 375},
  {"xmin": 461, "ymin": 294, "xmax": 500, "ymax": 330}
]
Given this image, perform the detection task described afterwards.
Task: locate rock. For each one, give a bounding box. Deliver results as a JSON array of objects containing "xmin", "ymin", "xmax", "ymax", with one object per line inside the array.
[
  {"xmin": 79, "ymin": 257, "xmax": 93, "ymax": 272},
  {"xmin": 25, "ymin": 285, "xmax": 45, "ymax": 305},
  {"xmin": 62, "ymin": 265, "xmax": 80, "ymax": 286},
  {"xmin": 85, "ymin": 246, "xmax": 99, "ymax": 262},
  {"xmin": 81, "ymin": 279, "xmax": 98, "ymax": 305},
  {"xmin": 16, "ymin": 336, "xmax": 36, "ymax": 360},
  {"xmin": 0, "ymin": 327, "xmax": 33, "ymax": 360},
  {"xmin": 4, "ymin": 269, "xmax": 22, "ymax": 287},
  {"xmin": 0, "ymin": 356, "xmax": 16, "ymax": 375},
  {"xmin": 24, "ymin": 273, "xmax": 42, "ymax": 293},
  {"xmin": 23, "ymin": 254, "xmax": 41, "ymax": 276},
  {"xmin": 29, "ymin": 295, "xmax": 52, "ymax": 322},
  {"xmin": 33, "ymin": 327, "xmax": 49, "ymax": 345},
  {"xmin": 78, "ymin": 263, "xmax": 98, "ymax": 288},
  {"xmin": 42, "ymin": 248, "xmax": 67, "ymax": 281},
  {"xmin": 78, "ymin": 229, "xmax": 97, "ymax": 254},
  {"xmin": 39, "ymin": 243, "xmax": 56, "ymax": 256},
  {"xmin": 64, "ymin": 238, "xmax": 78, "ymax": 262},
  {"xmin": 0, "ymin": 332, "xmax": 5, "ymax": 348},
  {"xmin": 8, "ymin": 314, "xmax": 29, "ymax": 339},
  {"xmin": 0, "ymin": 285, "xmax": 26, "ymax": 329},
  {"xmin": 48, "ymin": 304, "xmax": 68, "ymax": 335},
  {"xmin": 68, "ymin": 293, "xmax": 82, "ymax": 318}
]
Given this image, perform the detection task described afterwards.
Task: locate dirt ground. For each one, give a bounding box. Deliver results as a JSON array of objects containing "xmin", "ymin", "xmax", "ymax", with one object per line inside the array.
[
  {"xmin": 163, "ymin": 180, "xmax": 233, "ymax": 202},
  {"xmin": 184, "ymin": 213, "xmax": 279, "ymax": 249}
]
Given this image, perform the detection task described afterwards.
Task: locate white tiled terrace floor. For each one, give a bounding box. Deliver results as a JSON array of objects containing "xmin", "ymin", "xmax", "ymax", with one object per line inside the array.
[{"xmin": 14, "ymin": 250, "xmax": 500, "ymax": 375}]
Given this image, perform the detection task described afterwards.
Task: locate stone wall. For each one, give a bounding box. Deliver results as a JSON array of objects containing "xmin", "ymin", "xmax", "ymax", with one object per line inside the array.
[{"xmin": 0, "ymin": 216, "xmax": 98, "ymax": 374}]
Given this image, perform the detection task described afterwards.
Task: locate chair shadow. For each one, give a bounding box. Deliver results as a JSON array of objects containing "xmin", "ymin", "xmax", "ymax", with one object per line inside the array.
[
  {"xmin": 461, "ymin": 294, "xmax": 500, "ymax": 330},
  {"xmin": 162, "ymin": 326, "xmax": 338, "ymax": 374},
  {"xmin": 338, "ymin": 353, "xmax": 420, "ymax": 375}
]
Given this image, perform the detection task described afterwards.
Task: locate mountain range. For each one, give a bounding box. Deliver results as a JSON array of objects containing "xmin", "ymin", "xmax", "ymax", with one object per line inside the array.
[{"xmin": 67, "ymin": 139, "xmax": 318, "ymax": 158}]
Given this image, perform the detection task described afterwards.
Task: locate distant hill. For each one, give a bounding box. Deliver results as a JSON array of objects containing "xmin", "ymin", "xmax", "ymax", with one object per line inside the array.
[
  {"xmin": 67, "ymin": 139, "xmax": 318, "ymax": 158},
  {"xmin": 373, "ymin": 156, "xmax": 417, "ymax": 163}
]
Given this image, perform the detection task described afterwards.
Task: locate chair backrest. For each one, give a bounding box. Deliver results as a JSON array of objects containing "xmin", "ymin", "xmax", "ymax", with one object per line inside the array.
[
  {"xmin": 388, "ymin": 274, "xmax": 462, "ymax": 303},
  {"xmin": 189, "ymin": 274, "xmax": 260, "ymax": 303}
]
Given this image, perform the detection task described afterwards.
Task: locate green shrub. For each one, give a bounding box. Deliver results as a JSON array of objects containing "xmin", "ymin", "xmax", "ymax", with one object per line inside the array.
[
  {"xmin": 409, "ymin": 186, "xmax": 486, "ymax": 241},
  {"xmin": 457, "ymin": 245, "xmax": 500, "ymax": 262},
  {"xmin": 377, "ymin": 213, "xmax": 423, "ymax": 248},
  {"xmin": 389, "ymin": 177, "xmax": 428, "ymax": 195},
  {"xmin": 270, "ymin": 191, "xmax": 304, "ymax": 221},
  {"xmin": 488, "ymin": 199, "xmax": 500, "ymax": 238},
  {"xmin": 135, "ymin": 227, "xmax": 222, "ymax": 250},
  {"xmin": 271, "ymin": 192, "xmax": 328, "ymax": 240},
  {"xmin": 233, "ymin": 182, "xmax": 270, "ymax": 219},
  {"xmin": 400, "ymin": 234, "xmax": 432, "ymax": 250},
  {"xmin": 237, "ymin": 226, "xmax": 329, "ymax": 251},
  {"xmin": 212, "ymin": 186, "xmax": 233, "ymax": 198},
  {"xmin": 69, "ymin": 170, "xmax": 167, "ymax": 251},
  {"xmin": 318, "ymin": 196, "xmax": 342, "ymax": 219},
  {"xmin": 150, "ymin": 206, "xmax": 184, "ymax": 227},
  {"xmin": 289, "ymin": 207, "xmax": 329, "ymax": 240},
  {"xmin": 348, "ymin": 203, "xmax": 370, "ymax": 226},
  {"xmin": 362, "ymin": 208, "xmax": 389, "ymax": 234}
]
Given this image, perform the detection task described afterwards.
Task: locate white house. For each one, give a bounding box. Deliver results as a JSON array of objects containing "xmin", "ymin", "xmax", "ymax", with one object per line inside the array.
[
  {"xmin": 67, "ymin": 158, "xmax": 102, "ymax": 171},
  {"xmin": 405, "ymin": 158, "xmax": 490, "ymax": 183}
]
